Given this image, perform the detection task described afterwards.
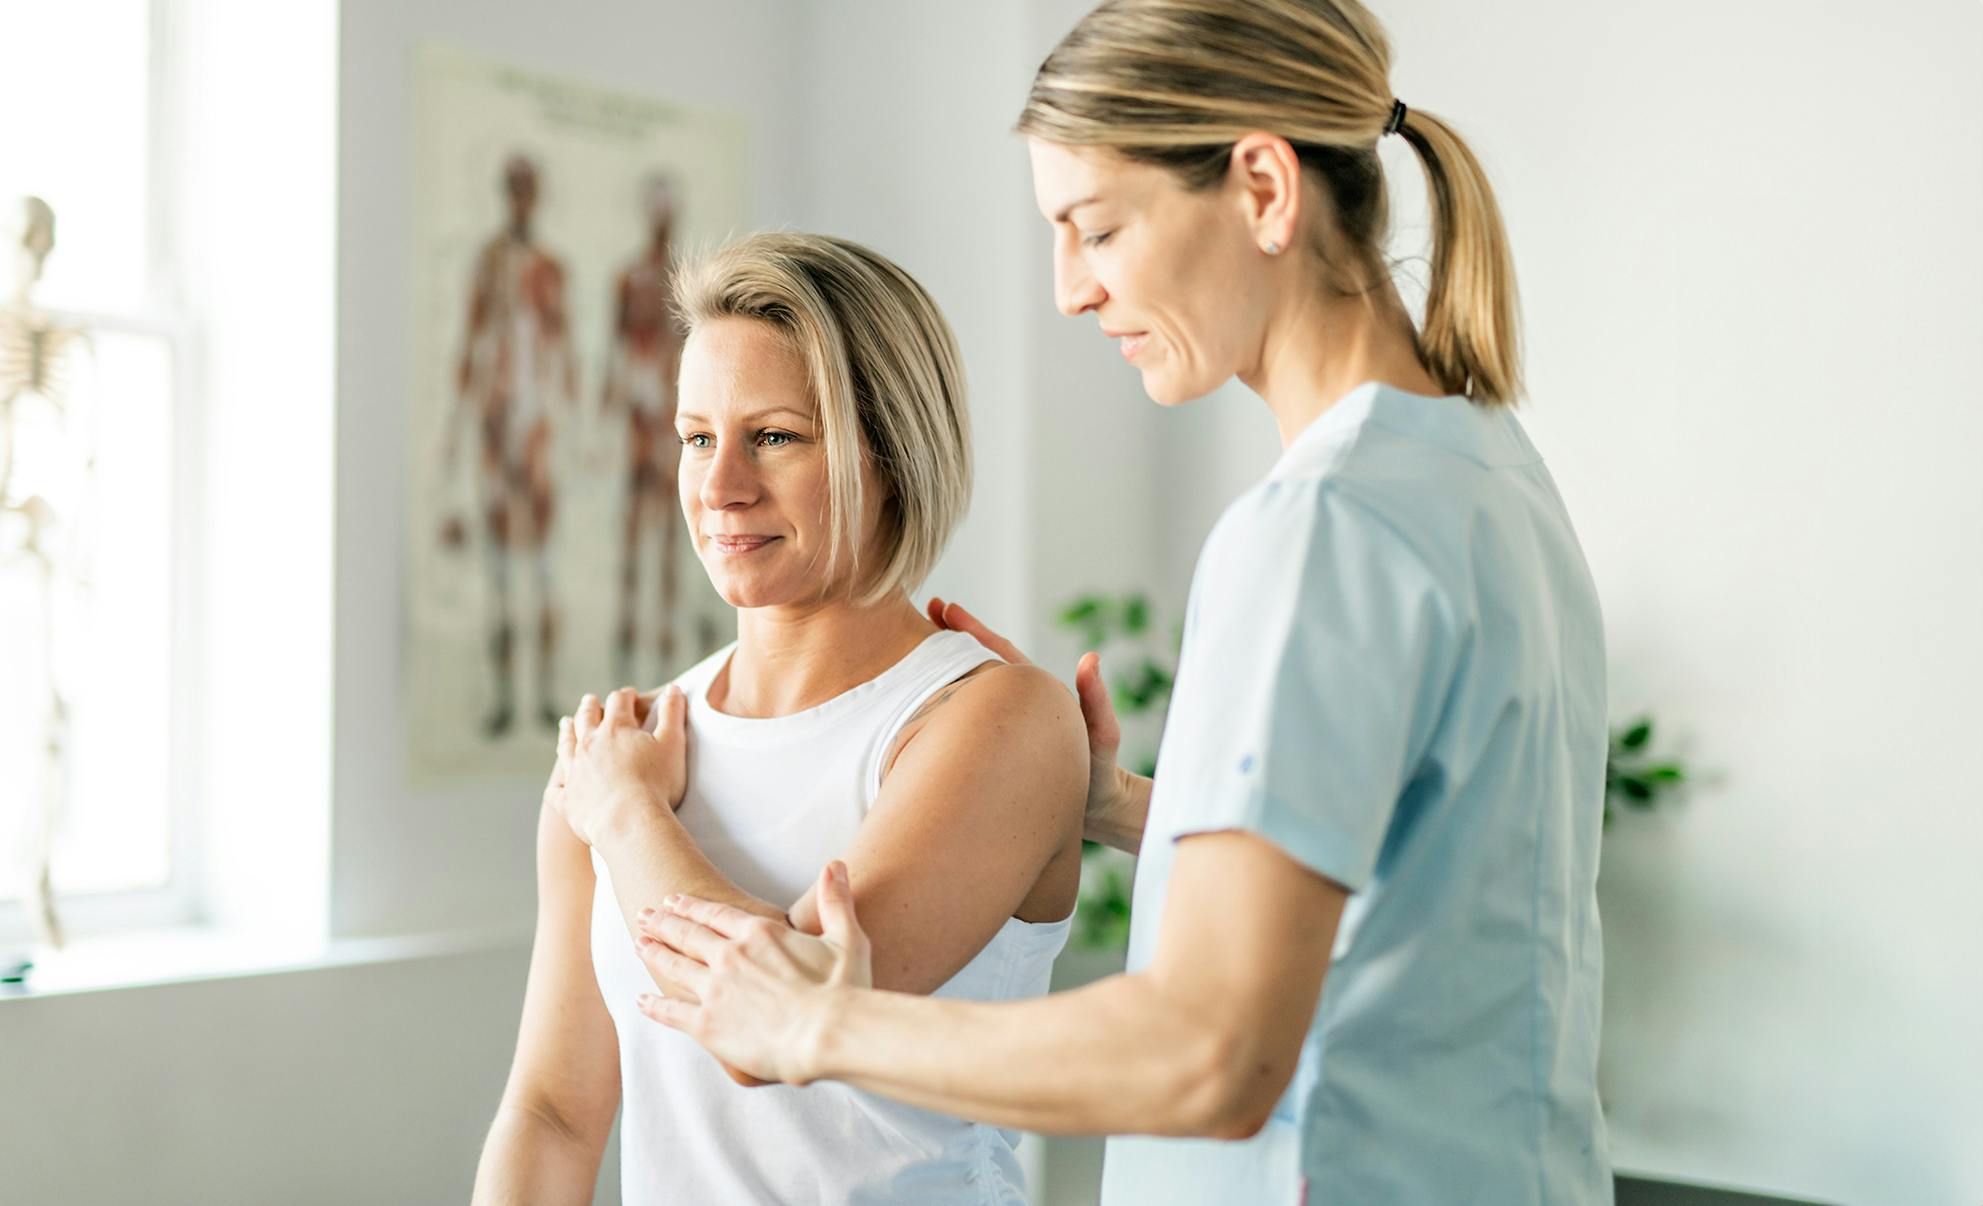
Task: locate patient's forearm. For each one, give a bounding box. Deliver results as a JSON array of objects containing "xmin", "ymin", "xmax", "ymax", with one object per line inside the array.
[
  {"xmin": 594, "ymin": 798, "xmax": 787, "ymax": 993},
  {"xmin": 471, "ymin": 1103, "xmax": 606, "ymax": 1206},
  {"xmin": 1087, "ymin": 770, "xmax": 1154, "ymax": 855}
]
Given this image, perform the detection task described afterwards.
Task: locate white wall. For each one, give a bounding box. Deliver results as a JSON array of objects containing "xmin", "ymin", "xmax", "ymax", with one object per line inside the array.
[
  {"xmin": 1170, "ymin": 3, "xmax": 1983, "ymax": 1201},
  {"xmin": 0, "ymin": 943, "xmax": 535, "ymax": 1206}
]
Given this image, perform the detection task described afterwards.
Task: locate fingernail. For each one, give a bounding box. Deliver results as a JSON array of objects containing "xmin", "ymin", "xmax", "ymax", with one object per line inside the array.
[
  {"xmin": 663, "ymin": 894, "xmax": 681, "ymax": 907},
  {"xmin": 638, "ymin": 906, "xmax": 655, "ymax": 918}
]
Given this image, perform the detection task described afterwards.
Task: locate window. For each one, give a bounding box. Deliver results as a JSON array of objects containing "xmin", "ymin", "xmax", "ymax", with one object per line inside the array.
[{"xmin": 2, "ymin": 0, "xmax": 189, "ymax": 947}]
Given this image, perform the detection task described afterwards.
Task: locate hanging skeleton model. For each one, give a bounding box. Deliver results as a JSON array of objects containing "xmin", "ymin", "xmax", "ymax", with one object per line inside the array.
[{"xmin": 1, "ymin": 196, "xmax": 92, "ymax": 952}]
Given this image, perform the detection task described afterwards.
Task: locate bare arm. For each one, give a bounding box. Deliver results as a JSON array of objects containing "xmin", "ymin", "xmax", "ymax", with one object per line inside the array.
[
  {"xmin": 779, "ymin": 662, "xmax": 1086, "ymax": 993},
  {"xmin": 559, "ymin": 689, "xmax": 790, "ymax": 954},
  {"xmin": 925, "ymin": 597, "xmax": 1151, "ymax": 855},
  {"xmin": 642, "ymin": 829, "xmax": 1345, "ymax": 1138},
  {"xmin": 471, "ymin": 799, "xmax": 621, "ymax": 1206}
]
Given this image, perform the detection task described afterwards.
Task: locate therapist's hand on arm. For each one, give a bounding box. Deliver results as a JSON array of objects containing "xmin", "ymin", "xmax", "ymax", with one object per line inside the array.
[
  {"xmin": 926, "ymin": 596, "xmax": 1153, "ymax": 855},
  {"xmin": 639, "ymin": 826, "xmax": 1346, "ymax": 1138}
]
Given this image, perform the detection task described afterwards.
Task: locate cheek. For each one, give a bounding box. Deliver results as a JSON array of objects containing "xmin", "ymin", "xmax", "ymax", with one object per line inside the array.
[
  {"xmin": 1155, "ymin": 245, "xmax": 1246, "ymax": 365},
  {"xmin": 677, "ymin": 463, "xmax": 704, "ymax": 522}
]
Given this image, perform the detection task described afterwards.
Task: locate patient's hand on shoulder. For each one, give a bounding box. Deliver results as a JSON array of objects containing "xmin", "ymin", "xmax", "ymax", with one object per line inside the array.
[{"xmin": 552, "ymin": 685, "xmax": 690, "ymax": 845}]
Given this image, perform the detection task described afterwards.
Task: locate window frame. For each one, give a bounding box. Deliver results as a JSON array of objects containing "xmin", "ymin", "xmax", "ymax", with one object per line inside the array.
[{"xmin": 0, "ymin": 2, "xmax": 205, "ymax": 951}]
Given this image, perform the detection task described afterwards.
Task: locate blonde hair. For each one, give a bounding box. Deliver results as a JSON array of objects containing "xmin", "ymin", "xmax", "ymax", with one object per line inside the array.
[
  {"xmin": 672, "ymin": 233, "xmax": 972, "ymax": 605},
  {"xmin": 1016, "ymin": 0, "xmax": 1522, "ymax": 406}
]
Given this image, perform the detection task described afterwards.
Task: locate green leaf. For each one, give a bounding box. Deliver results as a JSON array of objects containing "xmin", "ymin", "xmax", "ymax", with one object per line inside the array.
[
  {"xmin": 1077, "ymin": 865, "xmax": 1135, "ymax": 950},
  {"xmin": 1057, "ymin": 597, "xmax": 1102, "ymax": 627},
  {"xmin": 1619, "ymin": 719, "xmax": 1653, "ymax": 751},
  {"xmin": 1646, "ymin": 765, "xmax": 1685, "ymax": 783},
  {"xmin": 1616, "ymin": 776, "xmax": 1653, "ymax": 802},
  {"xmin": 1121, "ymin": 595, "xmax": 1149, "ymax": 635}
]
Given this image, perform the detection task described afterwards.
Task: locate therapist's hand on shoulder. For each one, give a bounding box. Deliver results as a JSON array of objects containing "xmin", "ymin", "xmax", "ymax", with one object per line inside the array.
[
  {"xmin": 551, "ymin": 685, "xmax": 689, "ymax": 847},
  {"xmin": 634, "ymin": 860, "xmax": 872, "ymax": 1085},
  {"xmin": 927, "ymin": 596, "xmax": 1145, "ymax": 851}
]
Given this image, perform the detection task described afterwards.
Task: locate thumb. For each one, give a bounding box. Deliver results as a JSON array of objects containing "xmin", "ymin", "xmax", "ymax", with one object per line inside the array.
[
  {"xmin": 1075, "ymin": 652, "xmax": 1121, "ymax": 753},
  {"xmin": 665, "ymin": 684, "xmax": 688, "ymax": 735},
  {"xmin": 816, "ymin": 861, "xmax": 869, "ymax": 968}
]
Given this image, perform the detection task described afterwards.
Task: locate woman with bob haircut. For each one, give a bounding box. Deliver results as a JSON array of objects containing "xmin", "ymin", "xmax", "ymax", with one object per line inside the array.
[
  {"xmin": 471, "ymin": 232, "xmax": 1088, "ymax": 1206},
  {"xmin": 605, "ymin": 1, "xmax": 1614, "ymax": 1203}
]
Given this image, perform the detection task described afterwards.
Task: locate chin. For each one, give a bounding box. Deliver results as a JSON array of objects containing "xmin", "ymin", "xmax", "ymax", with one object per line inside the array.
[
  {"xmin": 705, "ymin": 565, "xmax": 813, "ymax": 612},
  {"xmin": 1141, "ymin": 367, "xmax": 1222, "ymax": 408}
]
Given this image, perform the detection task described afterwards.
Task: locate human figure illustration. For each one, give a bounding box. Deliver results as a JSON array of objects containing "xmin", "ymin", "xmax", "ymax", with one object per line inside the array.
[
  {"xmin": 601, "ymin": 175, "xmax": 688, "ymax": 682},
  {"xmin": 1, "ymin": 195, "xmax": 92, "ymax": 952},
  {"xmin": 443, "ymin": 154, "xmax": 577, "ymax": 737}
]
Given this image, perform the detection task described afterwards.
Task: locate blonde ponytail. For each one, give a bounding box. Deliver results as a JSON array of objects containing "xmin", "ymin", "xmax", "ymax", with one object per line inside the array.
[{"xmin": 1395, "ymin": 107, "xmax": 1523, "ymax": 405}]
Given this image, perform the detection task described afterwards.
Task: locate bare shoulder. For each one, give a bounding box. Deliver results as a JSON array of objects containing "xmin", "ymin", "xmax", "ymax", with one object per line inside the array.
[
  {"xmin": 912, "ymin": 661, "xmax": 1077, "ymax": 738},
  {"xmin": 884, "ymin": 661, "xmax": 1084, "ymax": 783}
]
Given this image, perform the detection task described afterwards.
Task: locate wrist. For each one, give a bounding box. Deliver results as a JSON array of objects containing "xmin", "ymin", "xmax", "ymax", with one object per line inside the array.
[
  {"xmin": 591, "ymin": 787, "xmax": 675, "ymax": 849},
  {"xmin": 1086, "ymin": 764, "xmax": 1151, "ymax": 850},
  {"xmin": 795, "ymin": 983, "xmax": 857, "ymax": 1086}
]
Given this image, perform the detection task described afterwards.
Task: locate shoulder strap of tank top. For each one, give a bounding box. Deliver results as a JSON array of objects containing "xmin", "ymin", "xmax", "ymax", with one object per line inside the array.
[{"xmin": 861, "ymin": 632, "xmax": 1004, "ymax": 804}]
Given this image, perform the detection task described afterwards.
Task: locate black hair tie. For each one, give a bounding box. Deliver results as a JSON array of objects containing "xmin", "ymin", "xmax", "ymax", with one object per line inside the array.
[{"xmin": 1383, "ymin": 98, "xmax": 1408, "ymax": 137}]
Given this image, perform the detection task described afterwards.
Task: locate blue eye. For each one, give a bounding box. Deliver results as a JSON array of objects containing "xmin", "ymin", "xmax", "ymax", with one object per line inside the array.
[
  {"xmin": 680, "ymin": 433, "xmax": 713, "ymax": 449},
  {"xmin": 759, "ymin": 430, "xmax": 795, "ymax": 447},
  {"xmin": 1082, "ymin": 230, "xmax": 1114, "ymax": 248}
]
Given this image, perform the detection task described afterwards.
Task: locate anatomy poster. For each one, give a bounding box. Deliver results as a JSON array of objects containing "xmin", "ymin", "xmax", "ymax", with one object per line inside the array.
[{"xmin": 407, "ymin": 45, "xmax": 746, "ymax": 781}]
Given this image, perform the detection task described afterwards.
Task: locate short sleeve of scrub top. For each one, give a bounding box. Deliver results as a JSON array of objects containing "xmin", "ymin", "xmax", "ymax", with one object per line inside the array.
[{"xmin": 1157, "ymin": 477, "xmax": 1457, "ymax": 892}]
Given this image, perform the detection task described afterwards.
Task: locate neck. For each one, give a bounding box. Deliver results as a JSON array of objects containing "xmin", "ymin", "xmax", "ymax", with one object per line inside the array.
[
  {"xmin": 713, "ymin": 591, "xmax": 936, "ymax": 718},
  {"xmin": 1239, "ymin": 275, "xmax": 1447, "ymax": 448}
]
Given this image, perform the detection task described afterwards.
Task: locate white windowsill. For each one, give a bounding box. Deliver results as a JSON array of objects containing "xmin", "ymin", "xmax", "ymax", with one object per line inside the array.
[{"xmin": 0, "ymin": 923, "xmax": 530, "ymax": 1001}]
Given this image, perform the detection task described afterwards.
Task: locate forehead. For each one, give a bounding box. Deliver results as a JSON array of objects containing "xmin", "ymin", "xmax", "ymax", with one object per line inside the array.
[
  {"xmin": 679, "ymin": 317, "xmax": 815, "ymax": 415},
  {"xmin": 1029, "ymin": 139, "xmax": 1125, "ymax": 220}
]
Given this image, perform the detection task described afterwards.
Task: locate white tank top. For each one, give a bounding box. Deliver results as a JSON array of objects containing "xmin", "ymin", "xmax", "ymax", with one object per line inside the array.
[{"xmin": 590, "ymin": 629, "xmax": 1073, "ymax": 1205}]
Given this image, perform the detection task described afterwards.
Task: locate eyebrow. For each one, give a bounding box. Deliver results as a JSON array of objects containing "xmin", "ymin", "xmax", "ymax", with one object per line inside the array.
[
  {"xmin": 675, "ymin": 406, "xmax": 815, "ymax": 425},
  {"xmin": 1051, "ymin": 194, "xmax": 1103, "ymax": 224}
]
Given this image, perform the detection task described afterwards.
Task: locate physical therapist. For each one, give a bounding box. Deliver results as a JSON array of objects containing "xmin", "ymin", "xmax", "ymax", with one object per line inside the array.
[{"xmin": 599, "ymin": 0, "xmax": 1614, "ymax": 1200}]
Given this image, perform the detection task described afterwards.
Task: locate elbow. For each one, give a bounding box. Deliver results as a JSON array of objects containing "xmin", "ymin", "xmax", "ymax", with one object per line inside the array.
[
  {"xmin": 1167, "ymin": 1025, "xmax": 1285, "ymax": 1141},
  {"xmin": 501, "ymin": 1089, "xmax": 613, "ymax": 1154},
  {"xmin": 1207, "ymin": 1104, "xmax": 1277, "ymax": 1142}
]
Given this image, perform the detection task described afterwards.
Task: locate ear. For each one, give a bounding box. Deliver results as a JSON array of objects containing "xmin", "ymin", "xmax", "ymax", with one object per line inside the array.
[{"xmin": 1227, "ymin": 132, "xmax": 1304, "ymax": 256}]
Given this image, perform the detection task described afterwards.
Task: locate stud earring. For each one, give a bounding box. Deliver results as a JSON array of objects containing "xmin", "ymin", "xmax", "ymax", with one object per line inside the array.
[{"xmin": 1262, "ymin": 240, "xmax": 1282, "ymax": 255}]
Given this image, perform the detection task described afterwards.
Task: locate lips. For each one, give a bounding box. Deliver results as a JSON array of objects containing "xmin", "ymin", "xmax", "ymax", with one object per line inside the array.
[
  {"xmin": 709, "ymin": 535, "xmax": 779, "ymax": 554},
  {"xmin": 1102, "ymin": 326, "xmax": 1149, "ymax": 360}
]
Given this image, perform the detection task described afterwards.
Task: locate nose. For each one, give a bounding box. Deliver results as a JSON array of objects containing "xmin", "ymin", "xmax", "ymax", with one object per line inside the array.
[
  {"xmin": 697, "ymin": 436, "xmax": 760, "ymax": 514},
  {"xmin": 1053, "ymin": 237, "xmax": 1106, "ymax": 317}
]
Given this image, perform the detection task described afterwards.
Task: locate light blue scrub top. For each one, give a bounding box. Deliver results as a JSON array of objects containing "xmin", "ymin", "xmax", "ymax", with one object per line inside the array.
[{"xmin": 1101, "ymin": 382, "xmax": 1613, "ymax": 1205}]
